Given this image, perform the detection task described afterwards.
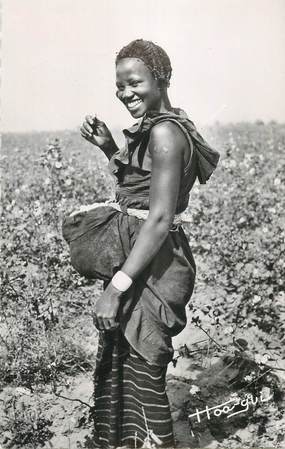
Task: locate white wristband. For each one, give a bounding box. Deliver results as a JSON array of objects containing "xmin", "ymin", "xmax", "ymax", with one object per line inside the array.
[{"xmin": 111, "ymin": 270, "xmax": 133, "ymax": 292}]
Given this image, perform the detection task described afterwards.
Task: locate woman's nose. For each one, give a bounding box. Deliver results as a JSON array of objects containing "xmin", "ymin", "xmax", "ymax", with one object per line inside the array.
[{"xmin": 122, "ymin": 87, "xmax": 134, "ymax": 100}]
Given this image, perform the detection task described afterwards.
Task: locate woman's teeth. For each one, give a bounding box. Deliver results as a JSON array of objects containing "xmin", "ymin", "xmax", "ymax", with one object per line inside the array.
[{"xmin": 127, "ymin": 99, "xmax": 142, "ymax": 109}]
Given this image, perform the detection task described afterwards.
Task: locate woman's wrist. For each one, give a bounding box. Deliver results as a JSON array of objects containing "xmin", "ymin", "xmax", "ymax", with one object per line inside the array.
[{"xmin": 102, "ymin": 138, "xmax": 119, "ymax": 157}]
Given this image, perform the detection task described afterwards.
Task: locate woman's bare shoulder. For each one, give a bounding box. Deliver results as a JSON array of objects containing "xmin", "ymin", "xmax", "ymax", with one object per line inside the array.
[{"xmin": 148, "ymin": 120, "xmax": 189, "ymax": 159}]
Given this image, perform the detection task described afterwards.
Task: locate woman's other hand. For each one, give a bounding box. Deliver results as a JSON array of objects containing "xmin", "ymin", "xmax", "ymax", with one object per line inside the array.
[
  {"xmin": 93, "ymin": 282, "xmax": 123, "ymax": 331},
  {"xmin": 80, "ymin": 115, "xmax": 118, "ymax": 159}
]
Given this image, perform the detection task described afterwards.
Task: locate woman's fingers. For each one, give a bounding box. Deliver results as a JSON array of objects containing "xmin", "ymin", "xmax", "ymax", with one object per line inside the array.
[
  {"xmin": 85, "ymin": 114, "xmax": 95, "ymax": 126},
  {"xmin": 80, "ymin": 132, "xmax": 91, "ymax": 143},
  {"xmin": 85, "ymin": 114, "xmax": 106, "ymax": 131},
  {"xmin": 94, "ymin": 117, "xmax": 106, "ymax": 127},
  {"xmin": 97, "ymin": 316, "xmax": 105, "ymax": 331},
  {"xmin": 80, "ymin": 130, "xmax": 92, "ymax": 144},
  {"xmin": 93, "ymin": 313, "xmax": 119, "ymax": 331},
  {"xmin": 80, "ymin": 126, "xmax": 89, "ymax": 137},
  {"xmin": 92, "ymin": 312, "xmax": 104, "ymax": 331},
  {"xmin": 82, "ymin": 121, "xmax": 93, "ymax": 135},
  {"xmin": 80, "ymin": 126, "xmax": 99, "ymax": 145},
  {"xmin": 104, "ymin": 318, "xmax": 119, "ymax": 331}
]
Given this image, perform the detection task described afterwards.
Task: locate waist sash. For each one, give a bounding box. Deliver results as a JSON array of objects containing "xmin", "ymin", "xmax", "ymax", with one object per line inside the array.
[{"xmin": 69, "ymin": 200, "xmax": 191, "ymax": 225}]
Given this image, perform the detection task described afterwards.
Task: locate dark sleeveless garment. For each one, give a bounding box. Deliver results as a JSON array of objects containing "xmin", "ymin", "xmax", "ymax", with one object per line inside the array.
[
  {"xmin": 109, "ymin": 107, "xmax": 219, "ymax": 214},
  {"xmin": 110, "ymin": 118, "xmax": 197, "ymax": 213}
]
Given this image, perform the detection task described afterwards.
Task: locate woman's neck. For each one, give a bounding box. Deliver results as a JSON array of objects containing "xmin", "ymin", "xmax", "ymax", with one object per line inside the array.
[
  {"xmin": 160, "ymin": 90, "xmax": 172, "ymax": 112},
  {"xmin": 152, "ymin": 90, "xmax": 173, "ymax": 114}
]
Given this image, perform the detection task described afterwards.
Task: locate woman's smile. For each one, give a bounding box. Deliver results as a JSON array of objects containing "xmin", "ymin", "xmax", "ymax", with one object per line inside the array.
[{"xmin": 125, "ymin": 98, "xmax": 143, "ymax": 111}]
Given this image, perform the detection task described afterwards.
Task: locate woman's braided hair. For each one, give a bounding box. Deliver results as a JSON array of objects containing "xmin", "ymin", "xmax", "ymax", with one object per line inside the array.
[{"xmin": 116, "ymin": 39, "xmax": 172, "ymax": 87}]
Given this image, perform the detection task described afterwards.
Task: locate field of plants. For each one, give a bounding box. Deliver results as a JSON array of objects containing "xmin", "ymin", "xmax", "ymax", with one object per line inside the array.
[{"xmin": 0, "ymin": 121, "xmax": 284, "ymax": 448}]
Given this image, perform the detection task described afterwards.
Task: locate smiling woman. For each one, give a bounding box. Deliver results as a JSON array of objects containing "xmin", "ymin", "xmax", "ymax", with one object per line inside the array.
[{"xmin": 63, "ymin": 38, "xmax": 220, "ymax": 448}]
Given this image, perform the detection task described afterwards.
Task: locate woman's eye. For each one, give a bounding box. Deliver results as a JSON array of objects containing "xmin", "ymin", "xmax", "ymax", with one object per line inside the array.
[{"xmin": 130, "ymin": 82, "xmax": 139, "ymax": 87}]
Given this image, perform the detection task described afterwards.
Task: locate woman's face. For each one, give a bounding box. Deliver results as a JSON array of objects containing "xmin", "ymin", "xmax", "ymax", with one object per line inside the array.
[{"xmin": 116, "ymin": 58, "xmax": 163, "ymax": 118}]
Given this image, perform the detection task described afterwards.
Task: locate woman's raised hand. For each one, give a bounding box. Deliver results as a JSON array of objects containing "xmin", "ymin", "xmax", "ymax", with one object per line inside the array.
[{"xmin": 80, "ymin": 115, "xmax": 114, "ymax": 150}]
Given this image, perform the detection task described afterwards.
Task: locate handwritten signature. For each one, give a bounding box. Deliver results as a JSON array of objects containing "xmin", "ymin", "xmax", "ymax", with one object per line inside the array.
[{"xmin": 188, "ymin": 390, "xmax": 273, "ymax": 423}]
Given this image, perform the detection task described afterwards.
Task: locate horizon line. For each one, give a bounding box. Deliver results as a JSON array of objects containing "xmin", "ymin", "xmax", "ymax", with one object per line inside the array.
[{"xmin": 2, "ymin": 119, "xmax": 284, "ymax": 135}]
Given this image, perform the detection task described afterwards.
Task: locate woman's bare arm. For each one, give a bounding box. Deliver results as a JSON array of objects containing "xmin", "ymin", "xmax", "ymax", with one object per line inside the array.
[{"xmin": 120, "ymin": 121, "xmax": 187, "ymax": 279}]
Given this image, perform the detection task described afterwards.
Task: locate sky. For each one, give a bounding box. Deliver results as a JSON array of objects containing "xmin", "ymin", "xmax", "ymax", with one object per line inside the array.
[{"xmin": 2, "ymin": 0, "xmax": 285, "ymax": 132}]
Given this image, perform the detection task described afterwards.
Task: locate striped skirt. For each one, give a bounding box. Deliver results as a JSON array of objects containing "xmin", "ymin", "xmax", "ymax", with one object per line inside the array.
[{"xmin": 92, "ymin": 328, "xmax": 175, "ymax": 448}]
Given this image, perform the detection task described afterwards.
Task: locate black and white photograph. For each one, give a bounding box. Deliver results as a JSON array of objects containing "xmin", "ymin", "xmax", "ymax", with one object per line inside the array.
[{"xmin": 1, "ymin": 1, "xmax": 285, "ymax": 448}]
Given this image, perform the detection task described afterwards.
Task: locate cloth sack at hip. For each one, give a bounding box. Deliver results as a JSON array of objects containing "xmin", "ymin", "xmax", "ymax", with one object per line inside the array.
[{"xmin": 62, "ymin": 206, "xmax": 128, "ymax": 281}]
